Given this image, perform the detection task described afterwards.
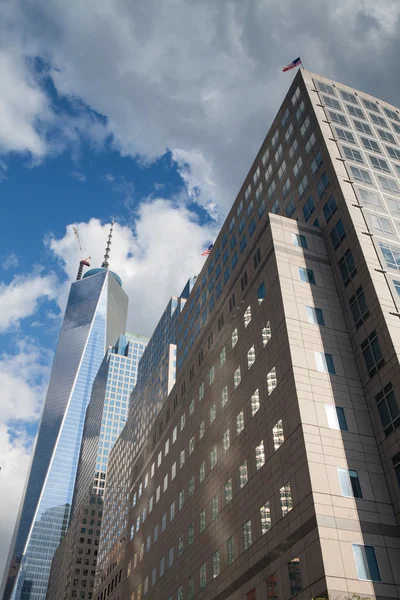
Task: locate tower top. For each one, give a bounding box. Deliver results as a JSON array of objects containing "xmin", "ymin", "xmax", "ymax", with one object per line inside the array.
[{"xmin": 101, "ymin": 219, "xmax": 114, "ymax": 269}]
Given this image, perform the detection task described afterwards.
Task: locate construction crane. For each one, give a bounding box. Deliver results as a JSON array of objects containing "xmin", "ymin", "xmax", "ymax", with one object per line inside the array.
[{"xmin": 73, "ymin": 225, "xmax": 91, "ymax": 281}]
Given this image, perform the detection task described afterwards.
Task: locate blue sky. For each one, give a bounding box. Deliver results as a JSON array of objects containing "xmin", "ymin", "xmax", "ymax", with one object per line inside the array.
[{"xmin": 1, "ymin": 0, "xmax": 400, "ymax": 580}]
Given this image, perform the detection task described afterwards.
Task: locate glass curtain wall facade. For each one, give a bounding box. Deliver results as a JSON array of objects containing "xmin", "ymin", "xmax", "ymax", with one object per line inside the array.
[{"xmin": 4, "ymin": 269, "xmax": 128, "ymax": 600}]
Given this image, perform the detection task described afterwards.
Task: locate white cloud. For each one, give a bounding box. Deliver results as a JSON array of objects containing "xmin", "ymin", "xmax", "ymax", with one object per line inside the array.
[
  {"xmin": 0, "ymin": 271, "xmax": 58, "ymax": 333},
  {"xmin": 1, "ymin": 254, "xmax": 18, "ymax": 270},
  {"xmin": 1, "ymin": 0, "xmax": 399, "ymax": 214},
  {"xmin": 0, "ymin": 339, "xmax": 51, "ymax": 578},
  {"xmin": 48, "ymin": 202, "xmax": 219, "ymax": 335},
  {"xmin": 71, "ymin": 171, "xmax": 86, "ymax": 182}
]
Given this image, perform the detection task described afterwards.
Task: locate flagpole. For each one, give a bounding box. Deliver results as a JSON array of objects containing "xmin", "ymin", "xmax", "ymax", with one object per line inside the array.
[{"xmin": 300, "ymin": 56, "xmax": 305, "ymax": 70}]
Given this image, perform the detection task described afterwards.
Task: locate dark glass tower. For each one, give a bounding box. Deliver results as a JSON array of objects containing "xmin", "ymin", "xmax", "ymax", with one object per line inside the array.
[{"xmin": 2, "ymin": 265, "xmax": 128, "ymax": 600}]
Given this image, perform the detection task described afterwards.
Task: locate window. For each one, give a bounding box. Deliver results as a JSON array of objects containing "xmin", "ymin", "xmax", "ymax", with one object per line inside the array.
[
  {"xmin": 362, "ymin": 97, "xmax": 378, "ymax": 111},
  {"xmin": 325, "ymin": 405, "xmax": 348, "ymax": 431},
  {"xmin": 378, "ymin": 175, "xmax": 400, "ymax": 193},
  {"xmin": 378, "ymin": 128, "xmax": 396, "ymax": 143},
  {"xmin": 209, "ymin": 404, "xmax": 216, "ymax": 424},
  {"xmin": 179, "ymin": 490, "xmax": 184, "ymax": 510},
  {"xmin": 268, "ymin": 180, "xmax": 276, "ymax": 199},
  {"xmin": 240, "ymin": 234, "xmax": 247, "ymax": 252},
  {"xmin": 338, "ymin": 468, "xmax": 362, "ymax": 498},
  {"xmin": 162, "ymin": 513, "xmax": 167, "ymax": 532},
  {"xmin": 234, "ymin": 366, "xmax": 241, "ymax": 388},
  {"xmin": 221, "ymin": 386, "xmax": 228, "ymax": 407},
  {"xmin": 288, "ymin": 558, "xmax": 303, "ymax": 595},
  {"xmin": 188, "ymin": 476, "xmax": 195, "ymax": 497},
  {"xmin": 224, "ymin": 479, "xmax": 233, "ymax": 504},
  {"xmin": 210, "ymin": 446, "xmax": 217, "ymax": 469},
  {"xmin": 200, "ymin": 562, "xmax": 207, "ymax": 590},
  {"xmin": 180, "ymin": 449, "xmax": 185, "ymax": 468},
  {"xmin": 256, "ymin": 441, "xmax": 265, "ymax": 469},
  {"xmin": 335, "ymin": 127, "xmax": 355, "ymax": 144},
  {"xmin": 329, "ymin": 110, "xmax": 347, "ymax": 126},
  {"xmin": 295, "ymin": 101, "xmax": 305, "ymax": 120},
  {"xmin": 253, "ymin": 248, "xmax": 262, "ymax": 268},
  {"xmin": 262, "ymin": 322, "xmax": 271, "ymax": 346},
  {"xmin": 232, "ymin": 327, "xmax": 238, "ymax": 347},
  {"xmin": 376, "ymin": 382, "xmax": 400, "ymax": 436},
  {"xmin": 239, "ymin": 461, "xmax": 248, "ymax": 488},
  {"xmin": 247, "ymin": 346, "xmax": 256, "ymax": 368},
  {"xmin": 223, "ymin": 429, "xmax": 230, "ymax": 452},
  {"xmin": 352, "ymin": 545, "xmax": 381, "ymax": 581},
  {"xmin": 154, "ymin": 524, "xmax": 159, "ymax": 541},
  {"xmin": 177, "ymin": 587, "xmax": 183, "ymax": 600},
  {"xmin": 236, "ymin": 410, "xmax": 244, "ymax": 434},
  {"xmin": 211, "ymin": 495, "xmax": 219, "ymax": 519},
  {"xmin": 323, "ymin": 95, "xmax": 340, "ymax": 109},
  {"xmin": 302, "ymin": 196, "xmax": 315, "ymax": 221},
  {"xmin": 219, "ymin": 347, "xmax": 226, "ymax": 367},
  {"xmin": 273, "ymin": 420, "xmax": 284, "ymax": 449},
  {"xmin": 330, "ymin": 219, "xmax": 346, "ymax": 249},
  {"xmin": 342, "ymin": 145, "xmax": 363, "ymax": 163},
  {"xmin": 291, "ymin": 86, "xmax": 300, "ymax": 104},
  {"xmin": 305, "ymin": 132, "xmax": 316, "ymax": 153},
  {"xmin": 213, "ymin": 550, "xmax": 220, "ymax": 579},
  {"xmin": 257, "ymin": 281, "xmax": 266, "ymax": 303},
  {"xmin": 243, "ymin": 520, "xmax": 252, "ymax": 550},
  {"xmin": 380, "ymin": 241, "xmax": 400, "ymax": 270},
  {"xmin": 292, "ymin": 233, "xmax": 307, "ymax": 248},
  {"xmin": 371, "ymin": 113, "xmax": 387, "ymax": 127},
  {"xmin": 299, "ymin": 267, "xmax": 316, "ymax": 284},
  {"xmin": 199, "ymin": 508, "xmax": 206, "ymax": 533},
  {"xmin": 271, "ymin": 199, "xmax": 280, "ymax": 214},
  {"xmin": 168, "ymin": 546, "xmax": 174, "ymax": 568},
  {"xmin": 384, "ymin": 106, "xmax": 400, "ymax": 122},
  {"xmin": 289, "ymin": 138, "xmax": 299, "ymax": 158},
  {"xmin": 298, "ymin": 174, "xmax": 308, "ymax": 197},
  {"xmin": 198, "ymin": 381, "xmax": 204, "ymax": 401},
  {"xmin": 164, "ymin": 473, "xmax": 168, "ymax": 491},
  {"xmin": 339, "ymin": 249, "xmax": 357, "ymax": 286},
  {"xmin": 280, "ymin": 482, "xmax": 293, "ymax": 516},
  {"xmin": 317, "ymin": 172, "xmax": 329, "ymax": 197},
  {"xmin": 170, "ymin": 501, "xmax": 175, "ymax": 521},
  {"xmin": 267, "ymin": 367, "xmax": 277, "ymax": 394},
  {"xmin": 285, "ymin": 197, "xmax": 296, "ymax": 217},
  {"xmin": 350, "ymin": 166, "xmax": 373, "ymax": 185},
  {"xmin": 241, "ymin": 271, "xmax": 248, "ymax": 291},
  {"xmin": 361, "ymin": 136, "xmax": 380, "ymax": 153},
  {"xmin": 306, "ymin": 306, "xmax": 325, "ymax": 326},
  {"xmin": 178, "ymin": 535, "xmax": 184, "ymax": 558},
  {"xmin": 251, "ymin": 389, "xmax": 260, "ymax": 416},
  {"xmin": 357, "ymin": 187, "xmax": 382, "ymax": 207},
  {"xmin": 370, "ymin": 155, "xmax": 391, "ymax": 172},
  {"xmin": 278, "ymin": 160, "xmax": 287, "ymax": 179},
  {"xmin": 260, "ymin": 502, "xmax": 271, "ymax": 534},
  {"xmin": 361, "ymin": 330, "xmax": 384, "ymax": 377},
  {"xmin": 317, "ymin": 81, "xmax": 335, "ymax": 95},
  {"xmin": 367, "ymin": 214, "xmax": 394, "ymax": 237},
  {"xmin": 393, "ymin": 453, "xmax": 400, "ymax": 488},
  {"xmin": 188, "ymin": 522, "xmax": 194, "ymax": 545},
  {"xmin": 315, "ymin": 352, "xmax": 336, "ymax": 374},
  {"xmin": 346, "ymin": 104, "xmax": 364, "ymax": 119},
  {"xmin": 227, "ymin": 535, "xmax": 235, "ymax": 565},
  {"xmin": 386, "ymin": 145, "xmax": 400, "ymax": 160},
  {"xmin": 199, "ymin": 420, "xmax": 205, "ymax": 439}
]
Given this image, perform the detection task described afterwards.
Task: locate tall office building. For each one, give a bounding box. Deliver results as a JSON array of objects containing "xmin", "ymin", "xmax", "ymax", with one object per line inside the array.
[
  {"xmin": 46, "ymin": 332, "xmax": 148, "ymax": 600},
  {"xmin": 3, "ymin": 228, "xmax": 129, "ymax": 600},
  {"xmin": 93, "ymin": 71, "xmax": 400, "ymax": 600},
  {"xmin": 94, "ymin": 282, "xmax": 193, "ymax": 594}
]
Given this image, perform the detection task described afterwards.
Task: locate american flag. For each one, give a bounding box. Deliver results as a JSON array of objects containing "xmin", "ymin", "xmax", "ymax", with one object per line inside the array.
[
  {"xmin": 282, "ymin": 57, "xmax": 302, "ymax": 72},
  {"xmin": 201, "ymin": 243, "xmax": 213, "ymax": 256}
]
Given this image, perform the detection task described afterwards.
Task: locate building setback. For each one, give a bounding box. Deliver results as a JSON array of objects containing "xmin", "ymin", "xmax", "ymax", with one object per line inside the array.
[
  {"xmin": 46, "ymin": 333, "xmax": 148, "ymax": 600},
  {"xmin": 95, "ymin": 69, "xmax": 400, "ymax": 600},
  {"xmin": 2, "ymin": 253, "xmax": 128, "ymax": 600}
]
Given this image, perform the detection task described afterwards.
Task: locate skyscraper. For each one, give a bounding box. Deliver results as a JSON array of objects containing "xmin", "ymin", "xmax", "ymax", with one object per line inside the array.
[
  {"xmin": 93, "ymin": 71, "xmax": 400, "ymax": 600},
  {"xmin": 95, "ymin": 281, "xmax": 194, "ymax": 588},
  {"xmin": 3, "ymin": 231, "xmax": 129, "ymax": 600},
  {"xmin": 45, "ymin": 332, "xmax": 148, "ymax": 600}
]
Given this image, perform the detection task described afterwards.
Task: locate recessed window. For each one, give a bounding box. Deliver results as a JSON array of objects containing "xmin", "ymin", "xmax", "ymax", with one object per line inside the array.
[
  {"xmin": 289, "ymin": 138, "xmax": 299, "ymax": 158},
  {"xmin": 234, "ymin": 366, "xmax": 241, "ymax": 388},
  {"xmin": 199, "ymin": 420, "xmax": 205, "ymax": 439},
  {"xmin": 224, "ymin": 479, "xmax": 233, "ymax": 504},
  {"xmin": 180, "ymin": 450, "xmax": 185, "ymax": 468},
  {"xmin": 223, "ymin": 429, "xmax": 230, "ymax": 452},
  {"xmin": 346, "ymin": 104, "xmax": 365, "ymax": 119},
  {"xmin": 370, "ymin": 155, "xmax": 391, "ymax": 172},
  {"xmin": 262, "ymin": 321, "xmax": 271, "ymax": 346},
  {"xmin": 376, "ymin": 382, "xmax": 400, "ymax": 436},
  {"xmin": 256, "ymin": 441, "xmax": 265, "ymax": 470},
  {"xmin": 232, "ymin": 328, "xmax": 238, "ymax": 348},
  {"xmin": 339, "ymin": 249, "xmax": 357, "ymax": 286},
  {"xmin": 317, "ymin": 81, "xmax": 335, "ymax": 95},
  {"xmin": 341, "ymin": 90, "xmax": 357, "ymax": 104},
  {"xmin": 188, "ymin": 522, "xmax": 194, "ymax": 545},
  {"xmin": 199, "ymin": 461, "xmax": 205, "ymax": 483},
  {"xmin": 260, "ymin": 501, "xmax": 271, "ymax": 534},
  {"xmin": 237, "ymin": 410, "xmax": 245, "ymax": 434},
  {"xmin": 292, "ymin": 233, "xmax": 307, "ymax": 248},
  {"xmin": 210, "ymin": 446, "xmax": 217, "ymax": 469},
  {"xmin": 361, "ymin": 330, "xmax": 384, "ymax": 377},
  {"xmin": 199, "ymin": 509, "xmax": 206, "ymax": 533},
  {"xmin": 211, "ymin": 495, "xmax": 219, "ymax": 520},
  {"xmin": 200, "ymin": 562, "xmax": 207, "ymax": 590},
  {"xmin": 371, "ymin": 113, "xmax": 387, "ymax": 128},
  {"xmin": 361, "ymin": 136, "xmax": 380, "ymax": 153},
  {"xmin": 323, "ymin": 95, "xmax": 340, "ymax": 110},
  {"xmin": 393, "ymin": 453, "xmax": 400, "ymax": 488},
  {"xmin": 221, "ymin": 386, "xmax": 228, "ymax": 407},
  {"xmin": 349, "ymin": 286, "xmax": 369, "ymax": 329},
  {"xmin": 288, "ymin": 557, "xmax": 303, "ymax": 595},
  {"xmin": 306, "ymin": 306, "xmax": 325, "ymax": 325},
  {"xmin": 353, "ymin": 119, "xmax": 372, "ymax": 135},
  {"xmin": 315, "ymin": 352, "xmax": 336, "ymax": 374},
  {"xmin": 329, "ymin": 110, "xmax": 347, "ymax": 126},
  {"xmin": 199, "ymin": 382, "xmax": 204, "ymax": 401},
  {"xmin": 251, "ymin": 389, "xmax": 260, "ymax": 416},
  {"xmin": 378, "ymin": 128, "xmax": 396, "ymax": 144},
  {"xmin": 272, "ymin": 420, "xmax": 284, "ymax": 449},
  {"xmin": 280, "ymin": 482, "xmax": 293, "ymax": 516},
  {"xmin": 243, "ymin": 519, "xmax": 252, "ymax": 550},
  {"xmin": 299, "ymin": 267, "xmax": 316, "ymax": 284},
  {"xmin": 362, "ymin": 98, "xmax": 379, "ymax": 112},
  {"xmin": 325, "ymin": 405, "xmax": 348, "ymax": 431},
  {"xmin": 179, "ymin": 490, "xmax": 184, "ymax": 510},
  {"xmin": 178, "ymin": 535, "xmax": 184, "ymax": 557},
  {"xmin": 213, "ymin": 550, "xmax": 221, "ymax": 579},
  {"xmin": 330, "ymin": 219, "xmax": 346, "ymax": 249},
  {"xmin": 338, "ymin": 468, "xmax": 362, "ymax": 498},
  {"xmin": 257, "ymin": 281, "xmax": 266, "ymax": 303},
  {"xmin": 384, "ymin": 106, "xmax": 400, "ymax": 122},
  {"xmin": 352, "ymin": 545, "xmax": 381, "ymax": 581},
  {"xmin": 247, "ymin": 345, "xmax": 256, "ymax": 368},
  {"xmin": 342, "ymin": 145, "xmax": 363, "ymax": 163},
  {"xmin": 239, "ymin": 461, "xmax": 248, "ymax": 488},
  {"xmin": 350, "ymin": 166, "xmax": 373, "ymax": 185},
  {"xmin": 227, "ymin": 535, "xmax": 235, "ymax": 565},
  {"xmin": 298, "ymin": 174, "xmax": 308, "ymax": 197},
  {"xmin": 335, "ymin": 127, "xmax": 355, "ymax": 144},
  {"xmin": 209, "ymin": 404, "xmax": 216, "ymax": 424},
  {"xmin": 267, "ymin": 367, "xmax": 277, "ymax": 394}
]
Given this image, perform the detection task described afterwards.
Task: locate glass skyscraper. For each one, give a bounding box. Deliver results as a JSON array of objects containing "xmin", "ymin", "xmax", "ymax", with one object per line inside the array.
[{"xmin": 3, "ymin": 267, "xmax": 128, "ymax": 600}]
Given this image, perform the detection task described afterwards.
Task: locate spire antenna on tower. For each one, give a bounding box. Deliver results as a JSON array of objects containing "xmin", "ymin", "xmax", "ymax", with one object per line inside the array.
[{"xmin": 101, "ymin": 219, "xmax": 114, "ymax": 269}]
